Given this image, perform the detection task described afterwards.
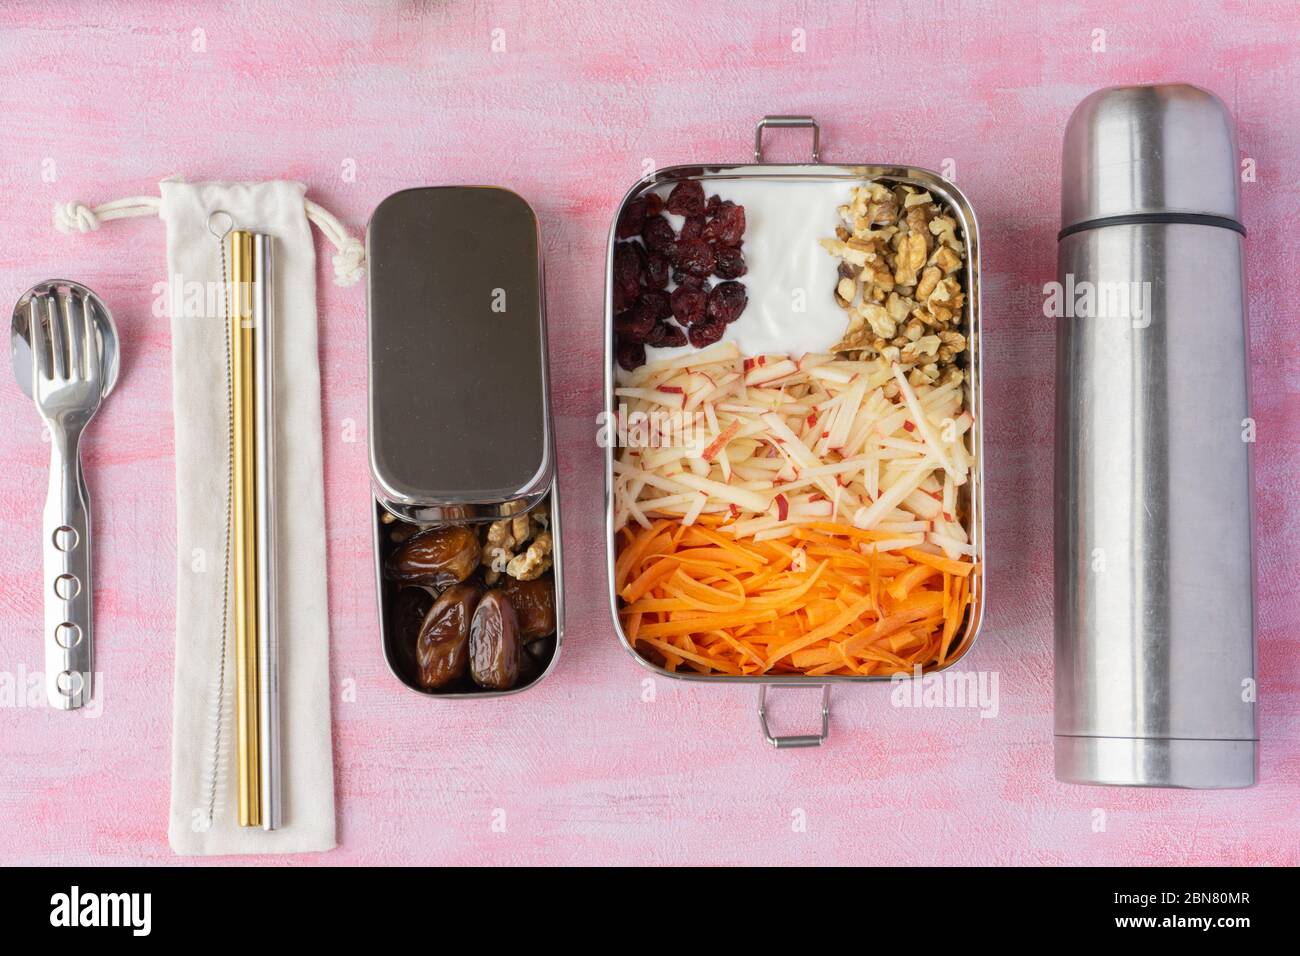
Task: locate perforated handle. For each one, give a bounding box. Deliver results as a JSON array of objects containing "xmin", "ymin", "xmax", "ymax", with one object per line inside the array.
[
  {"xmin": 754, "ymin": 116, "xmax": 821, "ymax": 163},
  {"xmin": 44, "ymin": 430, "xmax": 93, "ymax": 709}
]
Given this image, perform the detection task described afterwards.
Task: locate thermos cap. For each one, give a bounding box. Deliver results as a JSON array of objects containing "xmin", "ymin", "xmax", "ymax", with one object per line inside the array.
[{"xmin": 1059, "ymin": 84, "xmax": 1241, "ymax": 232}]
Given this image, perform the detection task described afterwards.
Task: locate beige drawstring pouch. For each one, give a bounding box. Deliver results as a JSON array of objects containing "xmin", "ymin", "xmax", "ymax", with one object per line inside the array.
[{"xmin": 54, "ymin": 178, "xmax": 362, "ymax": 854}]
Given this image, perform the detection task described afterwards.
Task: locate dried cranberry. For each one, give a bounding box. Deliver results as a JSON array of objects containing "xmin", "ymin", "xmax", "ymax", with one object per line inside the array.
[
  {"xmin": 705, "ymin": 194, "xmax": 722, "ymax": 215},
  {"xmin": 645, "ymin": 252, "xmax": 670, "ymax": 289},
  {"xmin": 643, "ymin": 193, "xmax": 664, "ymax": 216},
  {"xmin": 669, "ymin": 238, "xmax": 716, "ymax": 277},
  {"xmin": 713, "ymin": 245, "xmax": 747, "ymax": 279},
  {"xmin": 641, "ymin": 215, "xmax": 675, "ymax": 254},
  {"xmin": 707, "ymin": 280, "xmax": 748, "ymax": 324},
  {"xmin": 613, "ymin": 242, "xmax": 642, "ymax": 300},
  {"xmin": 703, "ymin": 201, "xmax": 746, "ymax": 246},
  {"xmin": 680, "ymin": 216, "xmax": 705, "ymax": 241},
  {"xmin": 632, "ymin": 240, "xmax": 650, "ymax": 279},
  {"xmin": 648, "ymin": 321, "xmax": 687, "ymax": 348},
  {"xmin": 616, "ymin": 198, "xmax": 647, "ymax": 239},
  {"xmin": 666, "ymin": 180, "xmax": 706, "ymax": 216},
  {"xmin": 670, "ymin": 285, "xmax": 708, "ymax": 327},
  {"xmin": 616, "ymin": 340, "xmax": 646, "ymax": 371},
  {"xmin": 673, "ymin": 271, "xmax": 704, "ymax": 289},
  {"xmin": 639, "ymin": 289, "xmax": 672, "ymax": 321},
  {"xmin": 688, "ymin": 316, "xmax": 725, "ymax": 348},
  {"xmin": 614, "ymin": 306, "xmax": 655, "ymax": 344}
]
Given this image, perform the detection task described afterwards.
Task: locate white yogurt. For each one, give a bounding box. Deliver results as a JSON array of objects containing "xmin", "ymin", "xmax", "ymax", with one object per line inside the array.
[{"xmin": 629, "ymin": 179, "xmax": 853, "ymax": 372}]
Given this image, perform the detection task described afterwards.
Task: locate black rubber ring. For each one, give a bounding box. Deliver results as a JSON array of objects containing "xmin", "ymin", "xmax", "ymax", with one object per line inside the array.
[{"xmin": 1057, "ymin": 211, "xmax": 1246, "ymax": 241}]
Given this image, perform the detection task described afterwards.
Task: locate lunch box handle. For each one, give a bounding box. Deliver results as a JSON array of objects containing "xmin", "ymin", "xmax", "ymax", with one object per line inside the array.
[
  {"xmin": 757, "ymin": 684, "xmax": 831, "ymax": 748},
  {"xmin": 753, "ymin": 115, "xmax": 821, "ymax": 163}
]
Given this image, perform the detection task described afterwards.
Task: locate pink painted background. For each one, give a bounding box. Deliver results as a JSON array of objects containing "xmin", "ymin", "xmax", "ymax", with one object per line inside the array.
[{"xmin": 1, "ymin": 1, "xmax": 1297, "ymax": 866}]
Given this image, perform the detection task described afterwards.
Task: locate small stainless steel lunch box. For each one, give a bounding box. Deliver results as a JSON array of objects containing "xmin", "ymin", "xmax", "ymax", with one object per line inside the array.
[
  {"xmin": 367, "ymin": 186, "xmax": 564, "ymax": 697},
  {"xmin": 602, "ymin": 117, "xmax": 986, "ymax": 746}
]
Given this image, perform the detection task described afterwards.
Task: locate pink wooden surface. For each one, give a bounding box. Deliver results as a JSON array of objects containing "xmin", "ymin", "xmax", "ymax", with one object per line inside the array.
[{"xmin": 1, "ymin": 1, "xmax": 1297, "ymax": 866}]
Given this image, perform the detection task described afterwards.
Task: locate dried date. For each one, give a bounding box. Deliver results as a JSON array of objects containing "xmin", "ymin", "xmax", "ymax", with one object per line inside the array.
[
  {"xmin": 500, "ymin": 574, "xmax": 556, "ymax": 641},
  {"xmin": 416, "ymin": 582, "xmax": 480, "ymax": 689},
  {"xmin": 385, "ymin": 525, "xmax": 481, "ymax": 589},
  {"xmin": 469, "ymin": 591, "xmax": 521, "ymax": 690},
  {"xmin": 391, "ymin": 586, "xmax": 433, "ymax": 679}
]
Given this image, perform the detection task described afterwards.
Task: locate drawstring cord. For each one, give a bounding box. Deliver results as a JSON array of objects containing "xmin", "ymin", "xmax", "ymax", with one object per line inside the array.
[
  {"xmin": 54, "ymin": 196, "xmax": 160, "ymax": 233},
  {"xmin": 304, "ymin": 199, "xmax": 366, "ymax": 287},
  {"xmin": 52, "ymin": 192, "xmax": 366, "ymax": 286}
]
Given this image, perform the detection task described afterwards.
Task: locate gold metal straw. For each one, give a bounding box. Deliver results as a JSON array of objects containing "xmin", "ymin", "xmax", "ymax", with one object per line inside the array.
[{"xmin": 229, "ymin": 230, "xmax": 261, "ymax": 828}]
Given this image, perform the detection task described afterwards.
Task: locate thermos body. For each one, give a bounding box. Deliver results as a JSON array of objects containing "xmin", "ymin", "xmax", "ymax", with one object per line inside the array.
[{"xmin": 1053, "ymin": 85, "xmax": 1257, "ymax": 788}]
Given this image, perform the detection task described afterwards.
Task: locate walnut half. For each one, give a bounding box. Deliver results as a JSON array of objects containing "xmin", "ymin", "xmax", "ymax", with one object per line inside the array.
[
  {"xmin": 481, "ymin": 503, "xmax": 551, "ymax": 584},
  {"xmin": 506, "ymin": 531, "xmax": 552, "ymax": 581}
]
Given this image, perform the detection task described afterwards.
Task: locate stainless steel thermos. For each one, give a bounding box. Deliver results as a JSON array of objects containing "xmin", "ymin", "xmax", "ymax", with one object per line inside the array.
[{"xmin": 1054, "ymin": 84, "xmax": 1257, "ymax": 788}]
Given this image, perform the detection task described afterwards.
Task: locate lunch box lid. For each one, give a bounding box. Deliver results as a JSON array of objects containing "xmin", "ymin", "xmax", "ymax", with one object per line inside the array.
[{"xmin": 366, "ymin": 186, "xmax": 553, "ymax": 515}]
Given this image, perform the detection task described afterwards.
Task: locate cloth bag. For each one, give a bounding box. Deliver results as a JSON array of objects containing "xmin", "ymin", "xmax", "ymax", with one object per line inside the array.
[{"xmin": 55, "ymin": 178, "xmax": 363, "ymax": 854}]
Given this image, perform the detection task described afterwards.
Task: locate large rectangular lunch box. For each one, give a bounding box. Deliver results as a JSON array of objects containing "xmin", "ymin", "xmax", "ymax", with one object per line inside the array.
[
  {"xmin": 367, "ymin": 186, "xmax": 565, "ymax": 698},
  {"xmin": 602, "ymin": 117, "xmax": 985, "ymax": 745}
]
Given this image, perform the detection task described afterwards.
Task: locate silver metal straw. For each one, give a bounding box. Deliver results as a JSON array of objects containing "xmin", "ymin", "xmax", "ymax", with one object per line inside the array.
[{"xmin": 254, "ymin": 233, "xmax": 282, "ymax": 828}]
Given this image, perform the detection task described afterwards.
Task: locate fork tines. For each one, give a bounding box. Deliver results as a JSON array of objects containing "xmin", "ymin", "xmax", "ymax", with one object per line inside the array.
[{"xmin": 29, "ymin": 288, "xmax": 98, "ymax": 383}]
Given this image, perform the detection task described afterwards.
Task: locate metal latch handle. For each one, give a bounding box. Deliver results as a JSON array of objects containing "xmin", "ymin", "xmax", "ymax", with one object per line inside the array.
[
  {"xmin": 757, "ymin": 684, "xmax": 831, "ymax": 748},
  {"xmin": 754, "ymin": 116, "xmax": 821, "ymax": 163}
]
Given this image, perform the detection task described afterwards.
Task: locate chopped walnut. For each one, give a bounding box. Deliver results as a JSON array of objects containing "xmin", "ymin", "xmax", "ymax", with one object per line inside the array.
[
  {"xmin": 506, "ymin": 530, "xmax": 552, "ymax": 581},
  {"xmin": 934, "ymin": 245, "xmax": 961, "ymax": 275},
  {"xmin": 938, "ymin": 329, "xmax": 966, "ymax": 352},
  {"xmin": 893, "ymin": 233, "xmax": 927, "ymax": 286},
  {"xmin": 510, "ymin": 513, "xmax": 530, "ymax": 545},
  {"xmin": 861, "ymin": 303, "xmax": 895, "ymax": 340},
  {"xmin": 823, "ymin": 181, "xmax": 969, "ymax": 379},
  {"xmin": 835, "ymin": 275, "xmax": 857, "ymax": 307},
  {"xmin": 480, "ymin": 502, "xmax": 551, "ymax": 584},
  {"xmin": 915, "ymin": 266, "xmax": 941, "ymax": 301},
  {"xmin": 900, "ymin": 334, "xmax": 941, "ymax": 364}
]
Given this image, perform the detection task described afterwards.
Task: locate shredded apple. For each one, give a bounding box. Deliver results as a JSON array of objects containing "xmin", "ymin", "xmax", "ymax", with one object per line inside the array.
[
  {"xmin": 616, "ymin": 518, "xmax": 977, "ymax": 677},
  {"xmin": 612, "ymin": 344, "xmax": 975, "ymax": 557}
]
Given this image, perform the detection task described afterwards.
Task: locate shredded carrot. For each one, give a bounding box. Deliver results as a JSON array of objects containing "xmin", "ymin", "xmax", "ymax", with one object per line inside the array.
[
  {"xmin": 620, "ymin": 555, "xmax": 680, "ymax": 603},
  {"xmin": 900, "ymin": 547, "xmax": 976, "ymax": 578},
  {"xmin": 617, "ymin": 520, "xmax": 979, "ymax": 676},
  {"xmin": 887, "ymin": 563, "xmax": 941, "ymax": 601},
  {"xmin": 614, "ymin": 519, "xmax": 672, "ymax": 593}
]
